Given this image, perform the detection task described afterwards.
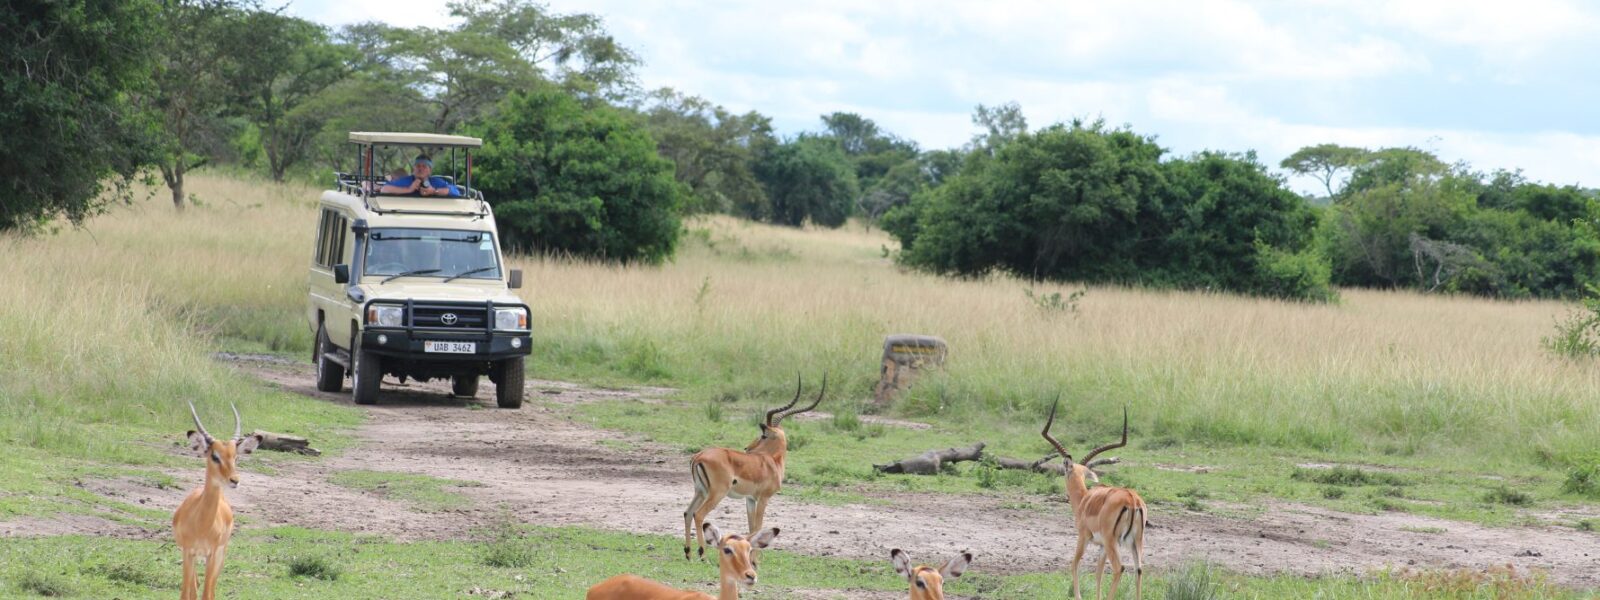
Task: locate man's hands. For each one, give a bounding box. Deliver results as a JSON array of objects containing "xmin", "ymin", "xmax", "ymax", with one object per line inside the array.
[{"xmin": 413, "ymin": 178, "xmax": 450, "ymax": 196}]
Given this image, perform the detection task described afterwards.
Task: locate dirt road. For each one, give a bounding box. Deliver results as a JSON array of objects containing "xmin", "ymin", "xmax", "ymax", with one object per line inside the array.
[{"xmin": 40, "ymin": 356, "xmax": 1600, "ymax": 589}]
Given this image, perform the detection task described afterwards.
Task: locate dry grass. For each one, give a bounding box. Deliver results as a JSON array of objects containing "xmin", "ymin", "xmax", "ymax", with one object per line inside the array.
[
  {"xmin": 523, "ymin": 215, "xmax": 1600, "ymax": 466},
  {"xmin": 7, "ymin": 173, "xmax": 1595, "ymax": 469}
]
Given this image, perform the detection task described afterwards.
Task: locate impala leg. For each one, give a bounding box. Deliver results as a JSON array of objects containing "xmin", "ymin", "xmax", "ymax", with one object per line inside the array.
[
  {"xmin": 1106, "ymin": 542, "xmax": 1123, "ymax": 600},
  {"xmin": 1069, "ymin": 535, "xmax": 1088, "ymax": 600},
  {"xmin": 748, "ymin": 495, "xmax": 771, "ymax": 563},
  {"xmin": 683, "ymin": 487, "xmax": 706, "ymax": 560},
  {"xmin": 1094, "ymin": 546, "xmax": 1108, "ymax": 600},
  {"xmin": 692, "ymin": 487, "xmax": 728, "ymax": 560},
  {"xmin": 1132, "ymin": 527, "xmax": 1145, "ymax": 600},
  {"xmin": 202, "ymin": 547, "xmax": 226, "ymax": 600},
  {"xmin": 181, "ymin": 550, "xmax": 197, "ymax": 600}
]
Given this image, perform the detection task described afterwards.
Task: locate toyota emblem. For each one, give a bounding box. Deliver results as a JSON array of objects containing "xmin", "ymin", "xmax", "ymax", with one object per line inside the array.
[{"xmin": 440, "ymin": 312, "xmax": 458, "ymax": 325}]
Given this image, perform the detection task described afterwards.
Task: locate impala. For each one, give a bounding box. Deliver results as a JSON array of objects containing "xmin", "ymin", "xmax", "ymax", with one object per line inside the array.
[
  {"xmin": 890, "ymin": 549, "xmax": 973, "ymax": 600},
  {"xmin": 589, "ymin": 522, "xmax": 779, "ymax": 600},
  {"xmin": 683, "ymin": 374, "xmax": 823, "ymax": 559},
  {"xmin": 173, "ymin": 402, "xmax": 262, "ymax": 600},
  {"xmin": 1042, "ymin": 399, "xmax": 1148, "ymax": 600}
]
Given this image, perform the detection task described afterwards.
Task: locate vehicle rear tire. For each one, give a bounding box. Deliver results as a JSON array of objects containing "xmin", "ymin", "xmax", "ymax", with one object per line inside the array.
[
  {"xmin": 451, "ymin": 375, "xmax": 480, "ymax": 398},
  {"xmin": 495, "ymin": 357, "xmax": 524, "ymax": 409},
  {"xmin": 314, "ymin": 325, "xmax": 345, "ymax": 393},
  {"xmin": 352, "ymin": 346, "xmax": 382, "ymax": 406}
]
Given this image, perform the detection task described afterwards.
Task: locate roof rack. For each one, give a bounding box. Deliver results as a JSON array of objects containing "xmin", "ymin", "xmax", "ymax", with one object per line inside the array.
[
  {"xmin": 348, "ymin": 132, "xmax": 483, "ymax": 148},
  {"xmin": 338, "ymin": 131, "xmax": 488, "ymax": 215}
]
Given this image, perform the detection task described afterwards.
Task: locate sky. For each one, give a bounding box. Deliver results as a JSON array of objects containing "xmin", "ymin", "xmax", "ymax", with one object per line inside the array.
[{"xmin": 284, "ymin": 0, "xmax": 1600, "ymax": 194}]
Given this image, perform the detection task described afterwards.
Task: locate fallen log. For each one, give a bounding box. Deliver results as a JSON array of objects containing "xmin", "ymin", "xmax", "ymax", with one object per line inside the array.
[
  {"xmin": 250, "ymin": 430, "xmax": 320, "ymax": 456},
  {"xmin": 873, "ymin": 442, "xmax": 985, "ymax": 474}
]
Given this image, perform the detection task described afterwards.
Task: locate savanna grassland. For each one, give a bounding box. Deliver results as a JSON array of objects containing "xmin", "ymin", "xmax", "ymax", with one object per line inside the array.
[{"xmin": 2, "ymin": 173, "xmax": 1598, "ymax": 599}]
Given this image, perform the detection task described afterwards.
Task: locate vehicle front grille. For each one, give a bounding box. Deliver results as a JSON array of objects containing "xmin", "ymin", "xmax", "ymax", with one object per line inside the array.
[{"xmin": 411, "ymin": 304, "xmax": 489, "ymax": 329}]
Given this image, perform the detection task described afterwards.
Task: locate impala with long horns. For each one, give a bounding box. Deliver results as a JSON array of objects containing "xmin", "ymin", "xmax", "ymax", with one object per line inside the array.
[
  {"xmin": 590, "ymin": 522, "xmax": 778, "ymax": 600},
  {"xmin": 173, "ymin": 402, "xmax": 262, "ymax": 600},
  {"xmin": 890, "ymin": 549, "xmax": 973, "ymax": 600},
  {"xmin": 1042, "ymin": 399, "xmax": 1148, "ymax": 600},
  {"xmin": 683, "ymin": 374, "xmax": 823, "ymax": 559}
]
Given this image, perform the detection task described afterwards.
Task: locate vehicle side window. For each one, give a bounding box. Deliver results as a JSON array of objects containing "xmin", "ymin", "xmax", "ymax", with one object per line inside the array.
[{"xmin": 313, "ymin": 209, "xmax": 348, "ymax": 268}]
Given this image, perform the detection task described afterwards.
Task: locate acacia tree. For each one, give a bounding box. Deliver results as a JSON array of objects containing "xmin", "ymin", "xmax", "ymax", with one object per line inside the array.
[
  {"xmin": 1, "ymin": 0, "xmax": 158, "ymax": 230},
  {"xmin": 1279, "ymin": 143, "xmax": 1368, "ymax": 197}
]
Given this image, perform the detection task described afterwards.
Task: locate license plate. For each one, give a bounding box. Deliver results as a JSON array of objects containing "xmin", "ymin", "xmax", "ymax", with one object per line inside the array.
[{"xmin": 424, "ymin": 341, "xmax": 476, "ymax": 354}]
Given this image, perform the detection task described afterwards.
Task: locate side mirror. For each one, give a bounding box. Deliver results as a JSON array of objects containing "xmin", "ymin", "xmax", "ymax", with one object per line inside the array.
[
  {"xmin": 334, "ymin": 264, "xmax": 350, "ymax": 284},
  {"xmin": 507, "ymin": 269, "xmax": 523, "ymax": 289}
]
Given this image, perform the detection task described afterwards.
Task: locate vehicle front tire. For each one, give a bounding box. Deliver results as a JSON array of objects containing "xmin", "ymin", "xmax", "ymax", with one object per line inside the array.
[
  {"xmin": 451, "ymin": 375, "xmax": 480, "ymax": 398},
  {"xmin": 352, "ymin": 346, "xmax": 382, "ymax": 406},
  {"xmin": 495, "ymin": 357, "xmax": 524, "ymax": 409},
  {"xmin": 314, "ymin": 324, "xmax": 345, "ymax": 393}
]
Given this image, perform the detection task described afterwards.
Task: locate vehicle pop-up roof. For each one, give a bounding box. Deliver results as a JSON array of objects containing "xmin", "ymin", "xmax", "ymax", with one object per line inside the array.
[{"xmin": 336, "ymin": 131, "xmax": 488, "ymax": 217}]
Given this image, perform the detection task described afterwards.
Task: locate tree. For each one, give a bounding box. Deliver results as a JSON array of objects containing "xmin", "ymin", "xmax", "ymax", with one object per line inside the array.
[
  {"xmin": 1, "ymin": 0, "xmax": 158, "ymax": 231},
  {"xmin": 969, "ymin": 102, "xmax": 1027, "ymax": 156},
  {"xmin": 351, "ymin": 0, "xmax": 641, "ymax": 133},
  {"xmin": 1342, "ymin": 147, "xmax": 1447, "ymax": 195},
  {"xmin": 142, "ymin": 0, "xmax": 244, "ymax": 209},
  {"xmin": 470, "ymin": 87, "xmax": 684, "ymax": 263},
  {"xmin": 450, "ymin": 0, "xmax": 640, "ymax": 103},
  {"xmin": 218, "ymin": 11, "xmax": 352, "ymax": 181},
  {"xmin": 891, "ymin": 121, "xmax": 1331, "ymax": 301},
  {"xmin": 1279, "ymin": 143, "xmax": 1368, "ymax": 197},
  {"xmin": 641, "ymin": 89, "xmax": 773, "ymax": 214},
  {"xmin": 752, "ymin": 136, "xmax": 859, "ymax": 228}
]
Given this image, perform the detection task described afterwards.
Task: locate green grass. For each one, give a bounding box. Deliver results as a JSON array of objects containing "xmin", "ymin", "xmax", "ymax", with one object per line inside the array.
[
  {"xmin": 0, "ymin": 526, "xmax": 1585, "ymax": 599},
  {"xmin": 328, "ymin": 470, "xmax": 480, "ymax": 513},
  {"xmin": 569, "ymin": 396, "xmax": 1585, "ymax": 527}
]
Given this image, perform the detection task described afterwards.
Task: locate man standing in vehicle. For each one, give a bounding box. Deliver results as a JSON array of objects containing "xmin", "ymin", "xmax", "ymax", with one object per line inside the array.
[{"xmin": 381, "ymin": 154, "xmax": 460, "ymax": 197}]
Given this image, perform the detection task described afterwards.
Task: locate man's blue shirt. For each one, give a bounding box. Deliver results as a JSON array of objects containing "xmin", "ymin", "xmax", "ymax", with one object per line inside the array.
[{"xmin": 387, "ymin": 175, "xmax": 461, "ymax": 196}]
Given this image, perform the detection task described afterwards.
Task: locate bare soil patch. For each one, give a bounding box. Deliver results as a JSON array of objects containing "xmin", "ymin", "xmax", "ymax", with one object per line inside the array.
[{"xmin": 28, "ymin": 354, "xmax": 1600, "ymax": 590}]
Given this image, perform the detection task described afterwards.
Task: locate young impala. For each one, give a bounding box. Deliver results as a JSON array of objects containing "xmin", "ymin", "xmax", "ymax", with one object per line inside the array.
[
  {"xmin": 173, "ymin": 402, "xmax": 262, "ymax": 600},
  {"xmin": 890, "ymin": 549, "xmax": 973, "ymax": 600},
  {"xmin": 1042, "ymin": 399, "xmax": 1148, "ymax": 600},
  {"xmin": 589, "ymin": 522, "xmax": 779, "ymax": 600},
  {"xmin": 683, "ymin": 374, "xmax": 823, "ymax": 559}
]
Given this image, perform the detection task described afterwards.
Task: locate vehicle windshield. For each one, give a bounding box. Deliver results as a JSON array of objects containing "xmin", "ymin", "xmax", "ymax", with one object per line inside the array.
[{"xmin": 364, "ymin": 228, "xmax": 500, "ymax": 282}]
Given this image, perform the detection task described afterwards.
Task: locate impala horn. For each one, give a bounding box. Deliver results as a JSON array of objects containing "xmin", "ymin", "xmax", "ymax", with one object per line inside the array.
[
  {"xmin": 1080, "ymin": 405, "xmax": 1128, "ymax": 466},
  {"xmin": 188, "ymin": 401, "xmax": 213, "ymax": 443},
  {"xmin": 766, "ymin": 373, "xmax": 803, "ymax": 427},
  {"xmin": 776, "ymin": 372, "xmax": 826, "ymax": 425}
]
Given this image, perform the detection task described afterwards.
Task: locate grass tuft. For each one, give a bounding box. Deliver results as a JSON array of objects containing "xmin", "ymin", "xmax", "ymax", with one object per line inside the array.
[
  {"xmin": 1291, "ymin": 466, "xmax": 1407, "ymax": 487},
  {"xmin": 1164, "ymin": 562, "xmax": 1221, "ymax": 600},
  {"xmin": 287, "ymin": 556, "xmax": 340, "ymax": 581},
  {"xmin": 1482, "ymin": 485, "xmax": 1534, "ymax": 506},
  {"xmin": 16, "ymin": 571, "xmax": 72, "ymax": 597}
]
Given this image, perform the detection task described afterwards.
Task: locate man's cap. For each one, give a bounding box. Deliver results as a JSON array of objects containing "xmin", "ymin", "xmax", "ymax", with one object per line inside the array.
[{"xmin": 414, "ymin": 154, "xmax": 433, "ymax": 168}]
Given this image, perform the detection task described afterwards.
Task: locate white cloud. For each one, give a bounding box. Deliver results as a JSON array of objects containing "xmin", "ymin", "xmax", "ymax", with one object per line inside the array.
[{"xmin": 283, "ymin": 0, "xmax": 1600, "ymax": 191}]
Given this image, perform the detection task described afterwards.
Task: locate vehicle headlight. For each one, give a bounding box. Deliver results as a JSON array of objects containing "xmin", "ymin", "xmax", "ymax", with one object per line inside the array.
[
  {"xmin": 366, "ymin": 304, "xmax": 403, "ymax": 327},
  {"xmin": 494, "ymin": 307, "xmax": 528, "ymax": 331}
]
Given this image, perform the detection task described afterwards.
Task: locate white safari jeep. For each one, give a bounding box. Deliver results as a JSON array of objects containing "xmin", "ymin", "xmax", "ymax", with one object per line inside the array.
[{"xmin": 307, "ymin": 132, "xmax": 530, "ymax": 408}]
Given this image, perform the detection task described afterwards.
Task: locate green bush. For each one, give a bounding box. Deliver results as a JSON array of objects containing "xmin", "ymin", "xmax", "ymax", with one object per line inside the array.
[
  {"xmin": 1561, "ymin": 455, "xmax": 1600, "ymax": 498},
  {"xmin": 751, "ymin": 135, "xmax": 859, "ymax": 228},
  {"xmin": 1543, "ymin": 285, "xmax": 1600, "ymax": 360},
  {"xmin": 472, "ymin": 86, "xmax": 685, "ymax": 264},
  {"xmin": 890, "ymin": 123, "xmax": 1330, "ymax": 301}
]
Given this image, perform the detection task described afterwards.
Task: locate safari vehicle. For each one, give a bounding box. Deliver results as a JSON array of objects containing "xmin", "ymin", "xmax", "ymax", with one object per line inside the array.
[{"xmin": 306, "ymin": 132, "xmax": 530, "ymax": 408}]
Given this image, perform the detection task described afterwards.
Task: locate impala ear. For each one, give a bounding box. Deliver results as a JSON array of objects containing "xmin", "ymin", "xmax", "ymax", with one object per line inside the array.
[
  {"xmin": 187, "ymin": 431, "xmax": 208, "ymax": 454},
  {"xmin": 235, "ymin": 434, "xmax": 262, "ymax": 455},
  {"xmin": 891, "ymin": 549, "xmax": 914, "ymax": 581},
  {"xmin": 749, "ymin": 527, "xmax": 779, "ymax": 549},
  {"xmin": 702, "ymin": 522, "xmax": 724, "ymax": 548},
  {"xmin": 939, "ymin": 552, "xmax": 973, "ymax": 579}
]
